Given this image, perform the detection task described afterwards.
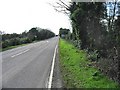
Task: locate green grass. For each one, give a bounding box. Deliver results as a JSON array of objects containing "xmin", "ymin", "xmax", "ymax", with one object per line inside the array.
[
  {"xmin": 0, "ymin": 40, "xmax": 39, "ymax": 52},
  {"xmin": 59, "ymin": 39, "xmax": 120, "ymax": 88},
  {"xmin": 0, "ymin": 44, "xmax": 27, "ymax": 52}
]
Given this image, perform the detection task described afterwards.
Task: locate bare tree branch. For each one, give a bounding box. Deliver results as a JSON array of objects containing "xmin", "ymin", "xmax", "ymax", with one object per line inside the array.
[
  {"xmin": 59, "ymin": 0, "xmax": 70, "ymax": 9},
  {"xmin": 48, "ymin": 0, "xmax": 70, "ymax": 15}
]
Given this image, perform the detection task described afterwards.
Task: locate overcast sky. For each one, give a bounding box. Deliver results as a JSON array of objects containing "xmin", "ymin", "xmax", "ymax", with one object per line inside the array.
[{"xmin": 0, "ymin": 0, "xmax": 71, "ymax": 34}]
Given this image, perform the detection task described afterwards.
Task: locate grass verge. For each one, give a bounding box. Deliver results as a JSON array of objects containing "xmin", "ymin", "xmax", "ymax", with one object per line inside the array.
[
  {"xmin": 0, "ymin": 40, "xmax": 39, "ymax": 52},
  {"xmin": 59, "ymin": 39, "xmax": 120, "ymax": 88},
  {"xmin": 0, "ymin": 44, "xmax": 27, "ymax": 52}
]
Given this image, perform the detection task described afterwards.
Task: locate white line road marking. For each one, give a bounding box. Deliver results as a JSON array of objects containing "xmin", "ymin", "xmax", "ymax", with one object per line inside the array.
[
  {"xmin": 48, "ymin": 45, "xmax": 57, "ymax": 88},
  {"xmin": 11, "ymin": 49, "xmax": 30, "ymax": 58}
]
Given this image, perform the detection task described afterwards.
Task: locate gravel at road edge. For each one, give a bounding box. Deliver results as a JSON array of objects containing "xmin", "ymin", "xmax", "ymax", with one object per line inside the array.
[{"xmin": 52, "ymin": 46, "xmax": 63, "ymax": 88}]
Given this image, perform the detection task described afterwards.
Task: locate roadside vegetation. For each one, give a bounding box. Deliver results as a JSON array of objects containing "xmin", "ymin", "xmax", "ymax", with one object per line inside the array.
[
  {"xmin": 59, "ymin": 39, "xmax": 119, "ymax": 88},
  {"xmin": 0, "ymin": 44, "xmax": 27, "ymax": 52},
  {"xmin": 0, "ymin": 27, "xmax": 55, "ymax": 51},
  {"xmin": 54, "ymin": 0, "xmax": 120, "ymax": 86}
]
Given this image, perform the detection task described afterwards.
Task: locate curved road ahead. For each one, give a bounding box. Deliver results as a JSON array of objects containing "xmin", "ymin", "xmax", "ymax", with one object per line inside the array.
[{"xmin": 2, "ymin": 37, "xmax": 59, "ymax": 88}]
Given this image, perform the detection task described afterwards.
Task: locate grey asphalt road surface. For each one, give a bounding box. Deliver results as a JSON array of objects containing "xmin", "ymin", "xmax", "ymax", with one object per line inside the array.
[{"xmin": 2, "ymin": 37, "xmax": 59, "ymax": 88}]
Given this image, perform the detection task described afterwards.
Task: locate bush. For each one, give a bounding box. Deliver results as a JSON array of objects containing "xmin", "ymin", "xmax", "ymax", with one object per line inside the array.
[
  {"xmin": 71, "ymin": 40, "xmax": 81, "ymax": 49},
  {"xmin": 87, "ymin": 50, "xmax": 99, "ymax": 61},
  {"xmin": 9, "ymin": 38, "xmax": 21, "ymax": 46},
  {"xmin": 2, "ymin": 40, "xmax": 9, "ymax": 48}
]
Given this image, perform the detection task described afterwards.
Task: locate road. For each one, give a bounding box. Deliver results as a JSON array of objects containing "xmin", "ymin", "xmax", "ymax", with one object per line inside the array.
[{"xmin": 2, "ymin": 37, "xmax": 59, "ymax": 88}]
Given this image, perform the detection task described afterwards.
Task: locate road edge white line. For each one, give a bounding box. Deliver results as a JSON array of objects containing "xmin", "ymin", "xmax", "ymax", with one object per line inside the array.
[{"xmin": 48, "ymin": 45, "xmax": 57, "ymax": 88}]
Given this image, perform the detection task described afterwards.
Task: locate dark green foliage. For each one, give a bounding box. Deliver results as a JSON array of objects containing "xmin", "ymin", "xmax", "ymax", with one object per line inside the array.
[
  {"xmin": 70, "ymin": 2, "xmax": 106, "ymax": 49},
  {"xmin": 2, "ymin": 33, "xmax": 20, "ymax": 41},
  {"xmin": 87, "ymin": 50, "xmax": 99, "ymax": 62},
  {"xmin": 9, "ymin": 38, "xmax": 21, "ymax": 46},
  {"xmin": 59, "ymin": 28, "xmax": 70, "ymax": 38},
  {"xmin": 2, "ymin": 40, "xmax": 9, "ymax": 48},
  {"xmin": 1, "ymin": 27, "xmax": 55, "ymax": 49},
  {"xmin": 56, "ymin": 0, "xmax": 120, "ymax": 84},
  {"xmin": 68, "ymin": 2, "xmax": 120, "ymax": 84}
]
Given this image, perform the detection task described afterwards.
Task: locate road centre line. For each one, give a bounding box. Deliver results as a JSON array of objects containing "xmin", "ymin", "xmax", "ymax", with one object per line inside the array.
[
  {"xmin": 11, "ymin": 49, "xmax": 30, "ymax": 58},
  {"xmin": 48, "ymin": 45, "xmax": 57, "ymax": 88}
]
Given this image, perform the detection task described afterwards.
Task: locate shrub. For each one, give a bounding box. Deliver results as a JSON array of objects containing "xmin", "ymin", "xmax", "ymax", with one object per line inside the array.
[
  {"xmin": 9, "ymin": 38, "xmax": 21, "ymax": 46},
  {"xmin": 87, "ymin": 50, "xmax": 99, "ymax": 62},
  {"xmin": 2, "ymin": 40, "xmax": 9, "ymax": 48}
]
